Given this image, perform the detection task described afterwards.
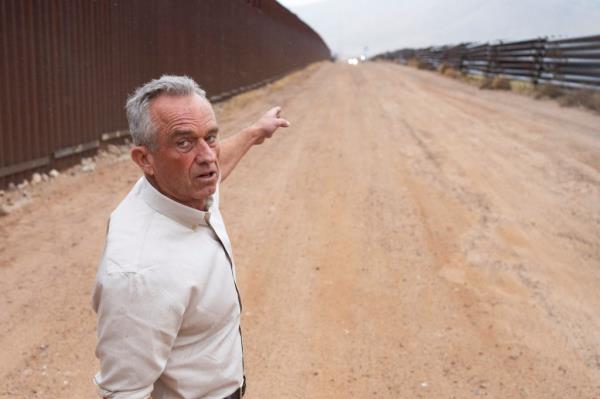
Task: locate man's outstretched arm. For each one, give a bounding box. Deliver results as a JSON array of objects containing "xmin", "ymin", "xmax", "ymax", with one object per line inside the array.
[{"xmin": 218, "ymin": 106, "xmax": 290, "ymax": 182}]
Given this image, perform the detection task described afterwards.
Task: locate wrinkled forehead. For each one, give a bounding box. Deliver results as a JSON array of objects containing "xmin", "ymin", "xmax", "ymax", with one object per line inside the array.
[{"xmin": 150, "ymin": 93, "xmax": 217, "ymax": 129}]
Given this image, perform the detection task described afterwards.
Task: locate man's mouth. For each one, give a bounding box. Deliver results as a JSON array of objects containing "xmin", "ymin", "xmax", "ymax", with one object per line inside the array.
[{"xmin": 196, "ymin": 171, "xmax": 218, "ymax": 180}]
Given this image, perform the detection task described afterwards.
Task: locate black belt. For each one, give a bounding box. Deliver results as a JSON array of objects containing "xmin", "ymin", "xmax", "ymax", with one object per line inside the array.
[{"xmin": 223, "ymin": 378, "xmax": 246, "ymax": 399}]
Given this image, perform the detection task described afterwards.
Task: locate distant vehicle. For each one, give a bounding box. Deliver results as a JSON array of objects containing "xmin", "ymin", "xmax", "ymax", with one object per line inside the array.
[{"xmin": 347, "ymin": 53, "xmax": 367, "ymax": 65}]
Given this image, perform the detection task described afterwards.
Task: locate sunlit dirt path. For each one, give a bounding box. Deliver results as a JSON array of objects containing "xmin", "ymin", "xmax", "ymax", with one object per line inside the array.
[{"xmin": 1, "ymin": 61, "xmax": 599, "ymax": 398}]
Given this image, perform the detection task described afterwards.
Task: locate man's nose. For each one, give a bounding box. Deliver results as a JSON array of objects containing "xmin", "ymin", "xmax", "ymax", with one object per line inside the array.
[{"xmin": 194, "ymin": 139, "xmax": 217, "ymax": 164}]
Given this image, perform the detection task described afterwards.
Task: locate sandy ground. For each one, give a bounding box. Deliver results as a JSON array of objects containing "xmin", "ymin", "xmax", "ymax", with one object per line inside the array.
[{"xmin": 1, "ymin": 61, "xmax": 599, "ymax": 398}]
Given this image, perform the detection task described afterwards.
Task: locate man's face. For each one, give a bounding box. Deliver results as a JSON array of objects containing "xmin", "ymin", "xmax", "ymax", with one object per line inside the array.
[{"xmin": 145, "ymin": 93, "xmax": 220, "ymax": 209}]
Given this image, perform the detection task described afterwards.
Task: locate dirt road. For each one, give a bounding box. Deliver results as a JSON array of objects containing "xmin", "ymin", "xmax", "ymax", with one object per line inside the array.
[{"xmin": 1, "ymin": 61, "xmax": 599, "ymax": 398}]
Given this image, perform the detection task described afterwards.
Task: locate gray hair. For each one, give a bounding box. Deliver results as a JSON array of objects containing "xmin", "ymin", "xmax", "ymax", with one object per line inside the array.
[{"xmin": 125, "ymin": 75, "xmax": 206, "ymax": 149}]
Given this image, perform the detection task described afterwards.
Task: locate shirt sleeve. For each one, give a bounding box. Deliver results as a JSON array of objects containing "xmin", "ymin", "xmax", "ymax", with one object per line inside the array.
[{"xmin": 92, "ymin": 265, "xmax": 186, "ymax": 398}]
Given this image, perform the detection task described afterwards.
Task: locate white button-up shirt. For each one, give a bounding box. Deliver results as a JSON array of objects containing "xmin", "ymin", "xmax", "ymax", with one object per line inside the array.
[{"xmin": 92, "ymin": 177, "xmax": 243, "ymax": 399}]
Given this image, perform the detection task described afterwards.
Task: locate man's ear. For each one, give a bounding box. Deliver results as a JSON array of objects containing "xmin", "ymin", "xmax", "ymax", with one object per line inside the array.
[{"xmin": 131, "ymin": 146, "xmax": 155, "ymax": 175}]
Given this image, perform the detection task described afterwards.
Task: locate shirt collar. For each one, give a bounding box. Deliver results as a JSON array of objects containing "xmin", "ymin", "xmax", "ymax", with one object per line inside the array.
[{"xmin": 138, "ymin": 176, "xmax": 212, "ymax": 229}]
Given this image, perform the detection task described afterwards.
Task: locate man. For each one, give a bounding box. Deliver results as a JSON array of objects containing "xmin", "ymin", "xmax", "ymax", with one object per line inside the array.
[{"xmin": 92, "ymin": 75, "xmax": 290, "ymax": 399}]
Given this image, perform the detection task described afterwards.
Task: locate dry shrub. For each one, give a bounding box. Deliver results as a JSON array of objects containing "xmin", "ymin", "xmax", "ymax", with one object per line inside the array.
[
  {"xmin": 479, "ymin": 75, "xmax": 511, "ymax": 90},
  {"xmin": 533, "ymin": 84, "xmax": 600, "ymax": 114},
  {"xmin": 558, "ymin": 89, "xmax": 600, "ymax": 113},
  {"xmin": 463, "ymin": 74, "xmax": 485, "ymax": 86},
  {"xmin": 438, "ymin": 63, "xmax": 461, "ymax": 79},
  {"xmin": 491, "ymin": 75, "xmax": 511, "ymax": 90},
  {"xmin": 420, "ymin": 62, "xmax": 436, "ymax": 71},
  {"xmin": 478, "ymin": 76, "xmax": 494, "ymax": 90},
  {"xmin": 510, "ymin": 80, "xmax": 536, "ymax": 95},
  {"xmin": 534, "ymin": 84, "xmax": 564, "ymax": 99},
  {"xmin": 406, "ymin": 57, "xmax": 420, "ymax": 68},
  {"xmin": 407, "ymin": 57, "xmax": 434, "ymax": 70}
]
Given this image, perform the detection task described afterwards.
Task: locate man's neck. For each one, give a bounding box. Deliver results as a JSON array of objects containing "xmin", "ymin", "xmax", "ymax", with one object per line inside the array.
[{"xmin": 145, "ymin": 175, "xmax": 208, "ymax": 211}]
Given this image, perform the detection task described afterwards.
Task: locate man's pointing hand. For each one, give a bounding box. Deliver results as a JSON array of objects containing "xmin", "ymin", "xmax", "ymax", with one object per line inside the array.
[
  {"xmin": 218, "ymin": 106, "xmax": 290, "ymax": 181},
  {"xmin": 250, "ymin": 106, "xmax": 290, "ymax": 145}
]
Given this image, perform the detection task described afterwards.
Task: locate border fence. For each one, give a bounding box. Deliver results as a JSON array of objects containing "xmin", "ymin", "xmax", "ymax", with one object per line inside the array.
[
  {"xmin": 374, "ymin": 34, "xmax": 600, "ymax": 90},
  {"xmin": 0, "ymin": 0, "xmax": 331, "ymax": 188}
]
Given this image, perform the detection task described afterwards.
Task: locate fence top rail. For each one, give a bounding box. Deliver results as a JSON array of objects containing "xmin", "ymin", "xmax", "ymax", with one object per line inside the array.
[
  {"xmin": 493, "ymin": 41, "xmax": 546, "ymax": 50},
  {"xmin": 491, "ymin": 38, "xmax": 546, "ymax": 47},
  {"xmin": 462, "ymin": 46, "xmax": 537, "ymax": 54},
  {"xmin": 385, "ymin": 35, "xmax": 600, "ymax": 59},
  {"xmin": 547, "ymin": 39, "xmax": 600, "ymax": 46},
  {"xmin": 465, "ymin": 43, "xmax": 488, "ymax": 51},
  {"xmin": 549, "ymin": 34, "xmax": 600, "ymax": 45}
]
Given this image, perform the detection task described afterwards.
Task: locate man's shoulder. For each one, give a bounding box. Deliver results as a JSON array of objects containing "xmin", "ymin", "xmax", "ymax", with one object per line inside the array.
[
  {"xmin": 101, "ymin": 178, "xmax": 157, "ymax": 269},
  {"xmin": 109, "ymin": 177, "xmax": 150, "ymax": 224}
]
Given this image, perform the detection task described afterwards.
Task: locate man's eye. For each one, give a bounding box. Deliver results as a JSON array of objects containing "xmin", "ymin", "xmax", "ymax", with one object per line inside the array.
[
  {"xmin": 176, "ymin": 140, "xmax": 193, "ymax": 150},
  {"xmin": 206, "ymin": 135, "xmax": 217, "ymax": 144}
]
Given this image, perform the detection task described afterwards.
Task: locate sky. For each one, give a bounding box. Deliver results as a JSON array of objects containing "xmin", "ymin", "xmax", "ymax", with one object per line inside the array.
[{"xmin": 278, "ymin": 0, "xmax": 600, "ymax": 59}]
